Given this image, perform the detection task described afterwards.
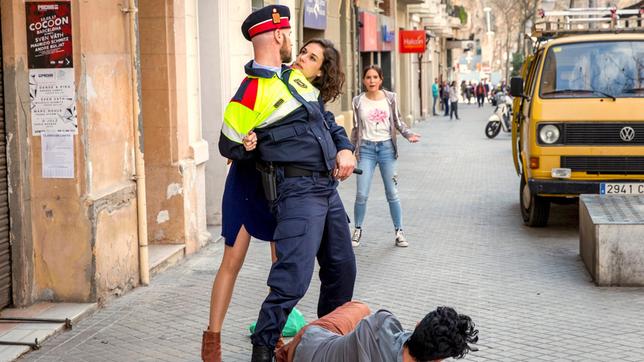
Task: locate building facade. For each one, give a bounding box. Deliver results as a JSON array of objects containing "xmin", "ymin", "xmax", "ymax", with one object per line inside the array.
[
  {"xmin": 0, "ymin": 0, "xmax": 458, "ymax": 311},
  {"xmin": 1, "ymin": 0, "xmax": 211, "ymax": 308}
]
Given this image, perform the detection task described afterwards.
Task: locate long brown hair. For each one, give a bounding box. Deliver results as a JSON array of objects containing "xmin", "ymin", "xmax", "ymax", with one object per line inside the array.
[{"xmin": 302, "ymin": 38, "xmax": 345, "ymax": 103}]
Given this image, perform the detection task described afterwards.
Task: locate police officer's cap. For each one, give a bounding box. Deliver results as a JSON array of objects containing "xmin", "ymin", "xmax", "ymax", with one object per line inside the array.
[{"xmin": 241, "ymin": 5, "xmax": 291, "ymax": 41}]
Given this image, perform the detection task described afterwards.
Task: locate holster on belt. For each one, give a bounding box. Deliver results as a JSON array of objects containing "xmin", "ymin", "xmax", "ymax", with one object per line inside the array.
[{"xmin": 256, "ymin": 161, "xmax": 278, "ymax": 202}]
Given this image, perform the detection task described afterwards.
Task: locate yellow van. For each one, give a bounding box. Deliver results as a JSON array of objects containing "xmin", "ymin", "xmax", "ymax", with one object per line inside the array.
[{"xmin": 510, "ymin": 11, "xmax": 644, "ymax": 226}]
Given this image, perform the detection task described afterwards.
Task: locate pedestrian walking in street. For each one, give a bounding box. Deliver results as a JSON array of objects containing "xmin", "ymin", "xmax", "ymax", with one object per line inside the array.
[
  {"xmin": 275, "ymin": 301, "xmax": 479, "ymax": 362},
  {"xmin": 432, "ymin": 78, "xmax": 439, "ymax": 115},
  {"xmin": 202, "ymin": 6, "xmax": 355, "ymax": 361},
  {"xmin": 449, "ymin": 81, "xmax": 460, "ymax": 120},
  {"xmin": 466, "ymin": 81, "xmax": 474, "ymax": 104},
  {"xmin": 476, "ymin": 82, "xmax": 485, "ymax": 107},
  {"xmin": 217, "ymin": 6, "xmax": 357, "ymax": 362},
  {"xmin": 442, "ymin": 81, "xmax": 450, "ymax": 116},
  {"xmin": 350, "ymin": 65, "xmax": 420, "ymax": 248},
  {"xmin": 460, "ymin": 80, "xmax": 467, "ymax": 103}
]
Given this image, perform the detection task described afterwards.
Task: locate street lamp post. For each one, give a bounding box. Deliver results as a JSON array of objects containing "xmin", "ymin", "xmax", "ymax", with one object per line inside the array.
[
  {"xmin": 483, "ymin": 7, "xmax": 494, "ymax": 81},
  {"xmin": 524, "ymin": 18, "xmax": 534, "ymax": 55},
  {"xmin": 484, "ymin": 7, "xmax": 493, "ymax": 35}
]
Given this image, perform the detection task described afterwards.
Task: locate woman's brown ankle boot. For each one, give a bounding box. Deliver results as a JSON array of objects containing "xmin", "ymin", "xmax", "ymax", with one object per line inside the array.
[{"xmin": 201, "ymin": 330, "xmax": 221, "ymax": 362}]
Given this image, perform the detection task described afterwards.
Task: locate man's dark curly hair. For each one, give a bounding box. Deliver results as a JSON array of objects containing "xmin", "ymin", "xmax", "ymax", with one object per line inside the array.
[
  {"xmin": 301, "ymin": 38, "xmax": 345, "ymax": 103},
  {"xmin": 405, "ymin": 306, "xmax": 479, "ymax": 361}
]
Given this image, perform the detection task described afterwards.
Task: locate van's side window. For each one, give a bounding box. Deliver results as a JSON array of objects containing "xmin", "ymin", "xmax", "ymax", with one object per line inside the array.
[{"xmin": 525, "ymin": 51, "xmax": 543, "ymax": 97}]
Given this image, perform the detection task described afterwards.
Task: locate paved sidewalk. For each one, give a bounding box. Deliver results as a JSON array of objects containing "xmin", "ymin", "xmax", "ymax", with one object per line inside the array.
[{"xmin": 21, "ymin": 103, "xmax": 644, "ymax": 361}]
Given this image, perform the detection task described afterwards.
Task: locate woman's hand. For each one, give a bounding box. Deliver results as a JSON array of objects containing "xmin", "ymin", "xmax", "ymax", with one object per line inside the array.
[
  {"xmin": 242, "ymin": 131, "xmax": 257, "ymax": 151},
  {"xmin": 408, "ymin": 133, "xmax": 421, "ymax": 143}
]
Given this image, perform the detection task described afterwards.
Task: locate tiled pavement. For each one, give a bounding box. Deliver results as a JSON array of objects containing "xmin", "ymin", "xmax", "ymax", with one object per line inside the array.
[{"xmin": 20, "ymin": 103, "xmax": 644, "ymax": 361}]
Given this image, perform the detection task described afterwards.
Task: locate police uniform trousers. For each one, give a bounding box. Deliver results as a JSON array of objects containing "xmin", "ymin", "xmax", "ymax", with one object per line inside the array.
[{"xmin": 250, "ymin": 167, "xmax": 357, "ymax": 348}]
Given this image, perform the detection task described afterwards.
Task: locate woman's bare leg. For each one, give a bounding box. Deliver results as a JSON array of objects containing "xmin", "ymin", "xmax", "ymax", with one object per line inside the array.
[
  {"xmin": 207, "ymin": 226, "xmax": 252, "ymax": 332},
  {"xmin": 270, "ymin": 242, "xmax": 277, "ymax": 263}
]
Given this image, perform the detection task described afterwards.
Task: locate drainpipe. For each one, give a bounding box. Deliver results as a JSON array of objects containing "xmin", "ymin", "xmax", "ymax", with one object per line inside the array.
[{"xmin": 122, "ymin": 0, "xmax": 150, "ymax": 286}]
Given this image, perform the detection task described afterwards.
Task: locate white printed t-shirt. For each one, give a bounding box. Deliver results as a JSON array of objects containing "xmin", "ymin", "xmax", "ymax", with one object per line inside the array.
[{"xmin": 358, "ymin": 94, "xmax": 391, "ymax": 142}]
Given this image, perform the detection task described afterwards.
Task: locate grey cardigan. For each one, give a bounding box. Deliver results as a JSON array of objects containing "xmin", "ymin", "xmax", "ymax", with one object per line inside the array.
[{"xmin": 350, "ymin": 90, "xmax": 414, "ymax": 160}]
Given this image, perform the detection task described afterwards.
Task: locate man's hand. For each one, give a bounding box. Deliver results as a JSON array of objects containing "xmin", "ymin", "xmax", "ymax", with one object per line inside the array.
[
  {"xmin": 334, "ymin": 149, "xmax": 356, "ymax": 181},
  {"xmin": 242, "ymin": 131, "xmax": 257, "ymax": 151}
]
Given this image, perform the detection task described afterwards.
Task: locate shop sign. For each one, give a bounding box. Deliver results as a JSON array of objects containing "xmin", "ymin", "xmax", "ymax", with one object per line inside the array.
[
  {"xmin": 359, "ymin": 11, "xmax": 378, "ymax": 52},
  {"xmin": 303, "ymin": 0, "xmax": 326, "ymax": 30},
  {"xmin": 399, "ymin": 30, "xmax": 426, "ymax": 53},
  {"xmin": 381, "ymin": 25, "xmax": 394, "ymax": 43}
]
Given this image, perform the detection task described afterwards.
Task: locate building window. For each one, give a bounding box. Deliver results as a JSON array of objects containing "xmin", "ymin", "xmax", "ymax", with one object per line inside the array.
[
  {"xmin": 252, "ymin": 0, "xmax": 264, "ymax": 11},
  {"xmin": 376, "ymin": 0, "xmax": 391, "ymax": 16}
]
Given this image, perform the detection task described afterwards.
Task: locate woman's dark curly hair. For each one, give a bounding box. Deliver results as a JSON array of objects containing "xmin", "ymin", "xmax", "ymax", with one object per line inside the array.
[
  {"xmin": 302, "ymin": 38, "xmax": 345, "ymax": 103},
  {"xmin": 405, "ymin": 306, "xmax": 479, "ymax": 361}
]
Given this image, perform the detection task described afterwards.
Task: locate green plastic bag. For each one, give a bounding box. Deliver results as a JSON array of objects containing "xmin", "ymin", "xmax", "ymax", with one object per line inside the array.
[{"xmin": 249, "ymin": 307, "xmax": 307, "ymax": 337}]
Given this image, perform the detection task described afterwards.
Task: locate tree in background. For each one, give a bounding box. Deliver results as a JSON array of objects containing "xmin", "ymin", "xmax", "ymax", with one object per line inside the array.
[
  {"xmin": 490, "ymin": 0, "xmax": 538, "ymax": 81},
  {"xmin": 511, "ymin": 53, "xmax": 524, "ymax": 77}
]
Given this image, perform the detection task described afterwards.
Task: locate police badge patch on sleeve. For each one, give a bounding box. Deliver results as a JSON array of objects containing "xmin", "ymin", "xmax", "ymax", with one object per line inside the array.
[{"xmin": 294, "ymin": 79, "xmax": 308, "ymax": 88}]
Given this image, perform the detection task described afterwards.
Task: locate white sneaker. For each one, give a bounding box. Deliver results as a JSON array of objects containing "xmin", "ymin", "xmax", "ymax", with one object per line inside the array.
[
  {"xmin": 395, "ymin": 229, "xmax": 408, "ymax": 247},
  {"xmin": 351, "ymin": 228, "xmax": 362, "ymax": 247}
]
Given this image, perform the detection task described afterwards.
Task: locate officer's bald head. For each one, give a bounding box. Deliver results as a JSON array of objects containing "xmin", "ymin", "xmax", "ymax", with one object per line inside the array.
[{"xmin": 251, "ymin": 28, "xmax": 292, "ymax": 64}]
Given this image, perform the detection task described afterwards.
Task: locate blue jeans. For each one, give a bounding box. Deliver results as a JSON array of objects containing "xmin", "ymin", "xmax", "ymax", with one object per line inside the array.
[
  {"xmin": 354, "ymin": 140, "xmax": 403, "ymax": 230},
  {"xmin": 432, "ymin": 96, "xmax": 438, "ymax": 115}
]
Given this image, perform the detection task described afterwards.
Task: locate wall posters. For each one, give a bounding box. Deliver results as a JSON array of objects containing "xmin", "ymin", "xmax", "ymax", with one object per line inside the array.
[
  {"xmin": 42, "ymin": 134, "xmax": 74, "ymax": 178},
  {"xmin": 26, "ymin": 1, "xmax": 77, "ymax": 136},
  {"xmin": 26, "ymin": 1, "xmax": 76, "ymax": 178},
  {"xmin": 26, "ymin": 1, "xmax": 73, "ymax": 69}
]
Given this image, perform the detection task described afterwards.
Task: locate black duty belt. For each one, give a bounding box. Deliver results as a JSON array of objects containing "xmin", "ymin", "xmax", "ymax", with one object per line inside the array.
[{"xmin": 283, "ymin": 165, "xmax": 330, "ymax": 178}]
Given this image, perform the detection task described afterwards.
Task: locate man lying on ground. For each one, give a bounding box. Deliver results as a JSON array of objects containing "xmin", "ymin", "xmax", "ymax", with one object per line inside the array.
[{"xmin": 276, "ymin": 301, "xmax": 478, "ymax": 362}]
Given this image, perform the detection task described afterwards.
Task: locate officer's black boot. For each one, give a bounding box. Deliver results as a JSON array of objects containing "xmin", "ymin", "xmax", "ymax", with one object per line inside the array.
[{"xmin": 251, "ymin": 345, "xmax": 273, "ymax": 362}]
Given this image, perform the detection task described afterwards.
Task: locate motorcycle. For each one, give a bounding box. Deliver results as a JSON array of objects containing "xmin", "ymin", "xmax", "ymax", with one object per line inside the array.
[{"xmin": 485, "ymin": 92, "xmax": 513, "ymax": 139}]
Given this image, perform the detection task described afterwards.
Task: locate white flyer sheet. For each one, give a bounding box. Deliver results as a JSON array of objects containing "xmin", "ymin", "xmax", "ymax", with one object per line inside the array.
[
  {"xmin": 29, "ymin": 68, "xmax": 77, "ymax": 135},
  {"xmin": 42, "ymin": 134, "xmax": 74, "ymax": 178}
]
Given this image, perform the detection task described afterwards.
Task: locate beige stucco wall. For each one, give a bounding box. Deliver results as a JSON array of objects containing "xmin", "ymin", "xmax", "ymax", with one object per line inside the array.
[
  {"xmin": 139, "ymin": 0, "xmax": 209, "ymax": 254},
  {"xmin": 2, "ymin": 0, "xmax": 141, "ymax": 305},
  {"xmin": 201, "ymin": 0, "xmax": 253, "ymax": 228}
]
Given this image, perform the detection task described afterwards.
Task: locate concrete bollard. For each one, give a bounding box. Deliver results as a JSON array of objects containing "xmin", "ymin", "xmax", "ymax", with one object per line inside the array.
[{"xmin": 579, "ymin": 195, "xmax": 644, "ymax": 286}]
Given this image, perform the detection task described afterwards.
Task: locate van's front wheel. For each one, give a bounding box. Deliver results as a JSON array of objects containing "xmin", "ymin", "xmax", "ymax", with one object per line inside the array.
[{"xmin": 520, "ymin": 176, "xmax": 550, "ymax": 227}]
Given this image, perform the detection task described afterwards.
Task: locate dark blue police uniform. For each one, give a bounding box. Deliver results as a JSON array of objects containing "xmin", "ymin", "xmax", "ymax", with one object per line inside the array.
[{"xmin": 219, "ymin": 64, "xmax": 357, "ymax": 351}]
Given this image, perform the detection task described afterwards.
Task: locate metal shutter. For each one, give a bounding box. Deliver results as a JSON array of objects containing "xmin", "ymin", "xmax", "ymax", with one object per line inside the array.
[{"xmin": 0, "ymin": 34, "xmax": 13, "ymax": 309}]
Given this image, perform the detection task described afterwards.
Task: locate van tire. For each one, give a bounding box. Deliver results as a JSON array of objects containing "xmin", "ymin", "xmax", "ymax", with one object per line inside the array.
[{"xmin": 520, "ymin": 176, "xmax": 550, "ymax": 227}]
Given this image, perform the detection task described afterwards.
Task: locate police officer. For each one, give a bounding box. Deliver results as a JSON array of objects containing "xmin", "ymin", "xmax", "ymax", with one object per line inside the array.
[{"xmin": 218, "ymin": 5, "xmax": 357, "ymax": 362}]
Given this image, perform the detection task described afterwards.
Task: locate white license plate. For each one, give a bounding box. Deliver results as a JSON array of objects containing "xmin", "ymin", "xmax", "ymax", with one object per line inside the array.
[{"xmin": 600, "ymin": 183, "xmax": 644, "ymax": 195}]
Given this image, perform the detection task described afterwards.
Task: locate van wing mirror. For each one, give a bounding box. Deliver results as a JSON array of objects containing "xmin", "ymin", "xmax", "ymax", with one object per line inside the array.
[{"xmin": 510, "ymin": 77, "xmax": 524, "ymax": 97}]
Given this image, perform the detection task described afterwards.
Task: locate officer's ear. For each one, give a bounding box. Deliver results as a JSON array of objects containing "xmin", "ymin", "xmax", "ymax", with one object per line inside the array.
[{"xmin": 273, "ymin": 29, "xmax": 283, "ymax": 45}]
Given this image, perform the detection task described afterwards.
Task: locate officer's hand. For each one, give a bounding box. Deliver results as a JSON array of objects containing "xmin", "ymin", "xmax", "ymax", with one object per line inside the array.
[
  {"xmin": 243, "ymin": 131, "xmax": 257, "ymax": 151},
  {"xmin": 334, "ymin": 149, "xmax": 355, "ymax": 181}
]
